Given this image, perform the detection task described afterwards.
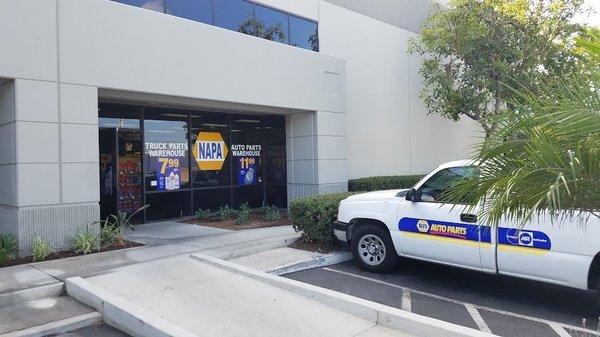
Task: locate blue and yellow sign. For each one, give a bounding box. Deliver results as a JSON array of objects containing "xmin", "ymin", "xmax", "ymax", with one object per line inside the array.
[
  {"xmin": 399, "ymin": 218, "xmax": 483, "ymax": 243},
  {"xmin": 398, "ymin": 217, "xmax": 551, "ymax": 253},
  {"xmin": 192, "ymin": 132, "xmax": 229, "ymax": 171}
]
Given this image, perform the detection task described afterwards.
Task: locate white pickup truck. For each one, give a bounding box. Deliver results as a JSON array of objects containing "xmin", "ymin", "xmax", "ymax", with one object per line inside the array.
[{"xmin": 334, "ymin": 160, "xmax": 600, "ymax": 300}]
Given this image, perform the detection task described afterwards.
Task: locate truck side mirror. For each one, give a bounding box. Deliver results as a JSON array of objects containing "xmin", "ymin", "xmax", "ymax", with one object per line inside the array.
[{"xmin": 406, "ymin": 188, "xmax": 421, "ymax": 202}]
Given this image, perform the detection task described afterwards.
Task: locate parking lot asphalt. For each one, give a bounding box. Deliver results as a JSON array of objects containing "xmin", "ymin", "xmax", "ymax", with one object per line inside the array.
[{"xmin": 286, "ymin": 258, "xmax": 600, "ymax": 337}]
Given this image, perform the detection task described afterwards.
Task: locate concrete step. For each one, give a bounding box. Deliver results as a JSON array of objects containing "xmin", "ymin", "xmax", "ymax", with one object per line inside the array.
[
  {"xmin": 0, "ymin": 296, "xmax": 100, "ymax": 337},
  {"xmin": 0, "ymin": 283, "xmax": 64, "ymax": 308},
  {"xmin": 200, "ymin": 231, "xmax": 301, "ymax": 260},
  {"xmin": 228, "ymin": 247, "xmax": 322, "ymax": 271}
]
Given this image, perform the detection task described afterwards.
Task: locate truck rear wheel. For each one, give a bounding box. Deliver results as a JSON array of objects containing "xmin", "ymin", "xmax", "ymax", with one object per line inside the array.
[{"xmin": 351, "ymin": 224, "xmax": 397, "ymax": 273}]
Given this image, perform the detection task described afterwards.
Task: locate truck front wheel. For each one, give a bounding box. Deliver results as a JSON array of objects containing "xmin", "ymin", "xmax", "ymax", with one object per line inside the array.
[{"xmin": 351, "ymin": 224, "xmax": 397, "ymax": 273}]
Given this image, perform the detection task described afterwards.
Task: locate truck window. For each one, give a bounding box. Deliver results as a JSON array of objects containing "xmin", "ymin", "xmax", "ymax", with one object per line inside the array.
[{"xmin": 419, "ymin": 166, "xmax": 477, "ymax": 203}]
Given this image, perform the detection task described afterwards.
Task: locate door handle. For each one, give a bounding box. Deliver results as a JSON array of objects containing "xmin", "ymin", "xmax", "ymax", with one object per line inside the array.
[{"xmin": 460, "ymin": 213, "xmax": 478, "ymax": 223}]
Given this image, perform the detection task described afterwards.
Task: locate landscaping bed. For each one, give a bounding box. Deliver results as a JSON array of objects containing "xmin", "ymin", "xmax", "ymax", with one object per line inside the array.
[
  {"xmin": 185, "ymin": 212, "xmax": 291, "ymax": 230},
  {"xmin": 185, "ymin": 205, "xmax": 290, "ymax": 231},
  {"xmin": 0, "ymin": 240, "xmax": 143, "ymax": 268},
  {"xmin": 288, "ymin": 239, "xmax": 342, "ymax": 254}
]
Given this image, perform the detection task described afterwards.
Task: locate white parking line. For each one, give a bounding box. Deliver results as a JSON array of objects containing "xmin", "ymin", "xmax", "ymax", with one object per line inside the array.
[
  {"xmin": 548, "ymin": 323, "xmax": 573, "ymax": 337},
  {"xmin": 465, "ymin": 303, "xmax": 492, "ymax": 333},
  {"xmin": 401, "ymin": 290, "xmax": 412, "ymax": 312},
  {"xmin": 322, "ymin": 267, "xmax": 599, "ymax": 336}
]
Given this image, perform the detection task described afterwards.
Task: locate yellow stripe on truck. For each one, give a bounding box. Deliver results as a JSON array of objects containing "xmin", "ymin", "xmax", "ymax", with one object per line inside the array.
[
  {"xmin": 402, "ymin": 232, "xmax": 491, "ymax": 248},
  {"xmin": 498, "ymin": 244, "xmax": 548, "ymax": 255}
]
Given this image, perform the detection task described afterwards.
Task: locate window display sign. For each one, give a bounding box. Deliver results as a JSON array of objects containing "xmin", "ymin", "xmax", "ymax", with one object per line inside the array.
[
  {"xmin": 192, "ymin": 132, "xmax": 229, "ymax": 170},
  {"xmin": 145, "ymin": 141, "xmax": 188, "ymax": 191},
  {"xmin": 232, "ymin": 144, "xmax": 262, "ymax": 185}
]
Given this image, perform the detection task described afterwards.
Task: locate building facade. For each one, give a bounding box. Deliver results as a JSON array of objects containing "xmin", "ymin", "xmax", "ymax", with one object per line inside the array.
[{"xmin": 0, "ymin": 0, "xmax": 476, "ymax": 254}]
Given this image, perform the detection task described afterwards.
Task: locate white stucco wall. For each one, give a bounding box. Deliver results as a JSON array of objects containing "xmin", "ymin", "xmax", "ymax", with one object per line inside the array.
[
  {"xmin": 58, "ymin": 0, "xmax": 343, "ymax": 114},
  {"xmin": 318, "ymin": 1, "xmax": 479, "ymax": 178},
  {"xmin": 0, "ymin": 0, "xmax": 348, "ymax": 253}
]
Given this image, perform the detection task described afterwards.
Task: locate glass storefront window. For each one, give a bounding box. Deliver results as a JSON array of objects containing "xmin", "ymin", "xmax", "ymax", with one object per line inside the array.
[
  {"xmin": 99, "ymin": 103, "xmax": 286, "ymax": 222},
  {"xmin": 143, "ymin": 109, "xmax": 190, "ymax": 192},
  {"xmin": 193, "ymin": 187, "xmax": 230, "ymax": 211},
  {"xmin": 290, "ymin": 15, "xmax": 319, "ymax": 51},
  {"xmin": 146, "ymin": 191, "xmax": 192, "ymax": 219},
  {"xmin": 116, "ymin": 0, "xmax": 165, "ymax": 12},
  {"xmin": 165, "ymin": 0, "xmax": 212, "ymax": 24},
  {"xmin": 264, "ymin": 116, "xmax": 286, "ymax": 185},
  {"xmin": 264, "ymin": 115, "xmax": 286, "ymax": 207},
  {"xmin": 213, "ymin": 0, "xmax": 253, "ymax": 33},
  {"xmin": 190, "ymin": 112, "xmax": 231, "ymax": 187},
  {"xmin": 252, "ymin": 4, "xmax": 289, "ymax": 43},
  {"xmin": 231, "ymin": 115, "xmax": 264, "ymax": 208},
  {"xmin": 231, "ymin": 115, "xmax": 263, "ymax": 187}
]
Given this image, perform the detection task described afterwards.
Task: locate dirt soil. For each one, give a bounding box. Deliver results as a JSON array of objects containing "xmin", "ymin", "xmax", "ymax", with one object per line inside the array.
[
  {"xmin": 185, "ymin": 212, "xmax": 292, "ymax": 231},
  {"xmin": 0, "ymin": 240, "xmax": 143, "ymax": 268},
  {"xmin": 288, "ymin": 239, "xmax": 343, "ymax": 254}
]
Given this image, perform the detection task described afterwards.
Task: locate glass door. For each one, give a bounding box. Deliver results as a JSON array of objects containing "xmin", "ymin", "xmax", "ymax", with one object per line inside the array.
[{"xmin": 98, "ymin": 107, "xmax": 142, "ymax": 223}]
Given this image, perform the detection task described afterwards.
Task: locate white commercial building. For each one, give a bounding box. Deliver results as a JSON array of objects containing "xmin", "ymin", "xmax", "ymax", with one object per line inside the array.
[{"xmin": 0, "ymin": 0, "xmax": 475, "ymax": 254}]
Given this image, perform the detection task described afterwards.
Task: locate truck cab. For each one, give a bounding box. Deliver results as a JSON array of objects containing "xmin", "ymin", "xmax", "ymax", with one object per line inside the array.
[{"xmin": 334, "ymin": 160, "xmax": 600, "ymax": 297}]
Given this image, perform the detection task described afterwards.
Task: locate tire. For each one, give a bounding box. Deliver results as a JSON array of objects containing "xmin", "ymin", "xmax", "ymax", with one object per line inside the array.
[{"xmin": 351, "ymin": 224, "xmax": 397, "ymax": 273}]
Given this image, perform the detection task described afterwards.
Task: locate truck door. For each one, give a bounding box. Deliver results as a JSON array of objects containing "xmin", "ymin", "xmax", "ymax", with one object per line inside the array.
[
  {"xmin": 397, "ymin": 166, "xmax": 485, "ymax": 271},
  {"xmin": 496, "ymin": 213, "xmax": 592, "ymax": 288}
]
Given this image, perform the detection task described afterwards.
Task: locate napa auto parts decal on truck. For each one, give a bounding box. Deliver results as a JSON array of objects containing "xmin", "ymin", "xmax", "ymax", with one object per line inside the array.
[{"xmin": 333, "ymin": 160, "xmax": 600, "ymax": 300}]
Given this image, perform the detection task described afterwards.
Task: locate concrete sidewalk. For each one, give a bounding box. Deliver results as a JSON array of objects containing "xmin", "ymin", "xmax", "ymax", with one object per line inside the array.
[
  {"xmin": 1, "ymin": 223, "xmax": 298, "ymax": 289},
  {"xmin": 0, "ymin": 222, "xmax": 302, "ymax": 336},
  {"xmin": 78, "ymin": 254, "xmax": 412, "ymax": 337}
]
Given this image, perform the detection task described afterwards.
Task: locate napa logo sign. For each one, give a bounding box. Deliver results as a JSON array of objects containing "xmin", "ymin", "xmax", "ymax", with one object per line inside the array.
[{"xmin": 192, "ymin": 132, "xmax": 229, "ymax": 171}]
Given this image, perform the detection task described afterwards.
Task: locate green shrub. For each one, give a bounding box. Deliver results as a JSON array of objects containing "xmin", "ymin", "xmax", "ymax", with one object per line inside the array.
[
  {"xmin": 0, "ymin": 233, "xmax": 17, "ymax": 264},
  {"xmin": 235, "ymin": 203, "xmax": 251, "ymax": 225},
  {"xmin": 72, "ymin": 226, "xmax": 100, "ymax": 255},
  {"xmin": 194, "ymin": 209, "xmax": 213, "ymax": 220},
  {"xmin": 264, "ymin": 205, "xmax": 281, "ymax": 222},
  {"xmin": 348, "ymin": 175, "xmax": 424, "ymax": 192},
  {"xmin": 218, "ymin": 205, "xmax": 237, "ymax": 221},
  {"xmin": 31, "ymin": 235, "xmax": 53, "ymax": 262},
  {"xmin": 289, "ymin": 192, "xmax": 355, "ymax": 244}
]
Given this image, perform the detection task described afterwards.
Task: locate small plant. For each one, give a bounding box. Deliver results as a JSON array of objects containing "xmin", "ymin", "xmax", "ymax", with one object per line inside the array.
[
  {"xmin": 218, "ymin": 205, "xmax": 237, "ymax": 221},
  {"xmin": 235, "ymin": 203, "xmax": 251, "ymax": 225},
  {"xmin": 72, "ymin": 225, "xmax": 100, "ymax": 255},
  {"xmin": 194, "ymin": 209, "xmax": 213, "ymax": 220},
  {"xmin": 31, "ymin": 235, "xmax": 53, "ymax": 262},
  {"xmin": 0, "ymin": 233, "xmax": 17, "ymax": 264},
  {"xmin": 97, "ymin": 204, "xmax": 148, "ymax": 246},
  {"xmin": 264, "ymin": 205, "xmax": 281, "ymax": 222},
  {"xmin": 100, "ymin": 224, "xmax": 120, "ymax": 246}
]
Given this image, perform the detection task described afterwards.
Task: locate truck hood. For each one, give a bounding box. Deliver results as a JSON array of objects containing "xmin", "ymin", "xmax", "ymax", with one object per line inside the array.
[{"xmin": 345, "ymin": 189, "xmax": 409, "ymax": 202}]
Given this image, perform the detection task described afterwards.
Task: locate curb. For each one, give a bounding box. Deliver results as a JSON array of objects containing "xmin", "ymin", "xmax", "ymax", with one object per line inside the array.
[
  {"xmin": 65, "ymin": 277, "xmax": 198, "ymax": 337},
  {"xmin": 0, "ymin": 312, "xmax": 101, "ymax": 337},
  {"xmin": 190, "ymin": 253, "xmax": 497, "ymax": 337},
  {"xmin": 201, "ymin": 233, "xmax": 301, "ymax": 260},
  {"xmin": 265, "ymin": 251, "xmax": 353, "ymax": 275},
  {"xmin": 0, "ymin": 283, "xmax": 64, "ymax": 307}
]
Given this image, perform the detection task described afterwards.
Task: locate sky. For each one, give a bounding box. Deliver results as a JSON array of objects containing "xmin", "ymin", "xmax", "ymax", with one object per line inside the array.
[{"xmin": 574, "ymin": 0, "xmax": 600, "ymax": 27}]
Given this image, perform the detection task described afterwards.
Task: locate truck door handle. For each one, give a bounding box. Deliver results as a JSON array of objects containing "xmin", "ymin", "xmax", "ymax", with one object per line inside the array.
[{"xmin": 460, "ymin": 213, "xmax": 478, "ymax": 223}]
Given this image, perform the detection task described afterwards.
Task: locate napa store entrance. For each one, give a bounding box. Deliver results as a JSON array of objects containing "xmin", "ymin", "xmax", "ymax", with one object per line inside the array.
[{"xmin": 98, "ymin": 102, "xmax": 287, "ymax": 223}]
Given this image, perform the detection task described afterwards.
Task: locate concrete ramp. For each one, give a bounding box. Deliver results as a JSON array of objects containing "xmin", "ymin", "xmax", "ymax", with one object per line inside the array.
[{"xmin": 69, "ymin": 255, "xmax": 410, "ymax": 337}]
